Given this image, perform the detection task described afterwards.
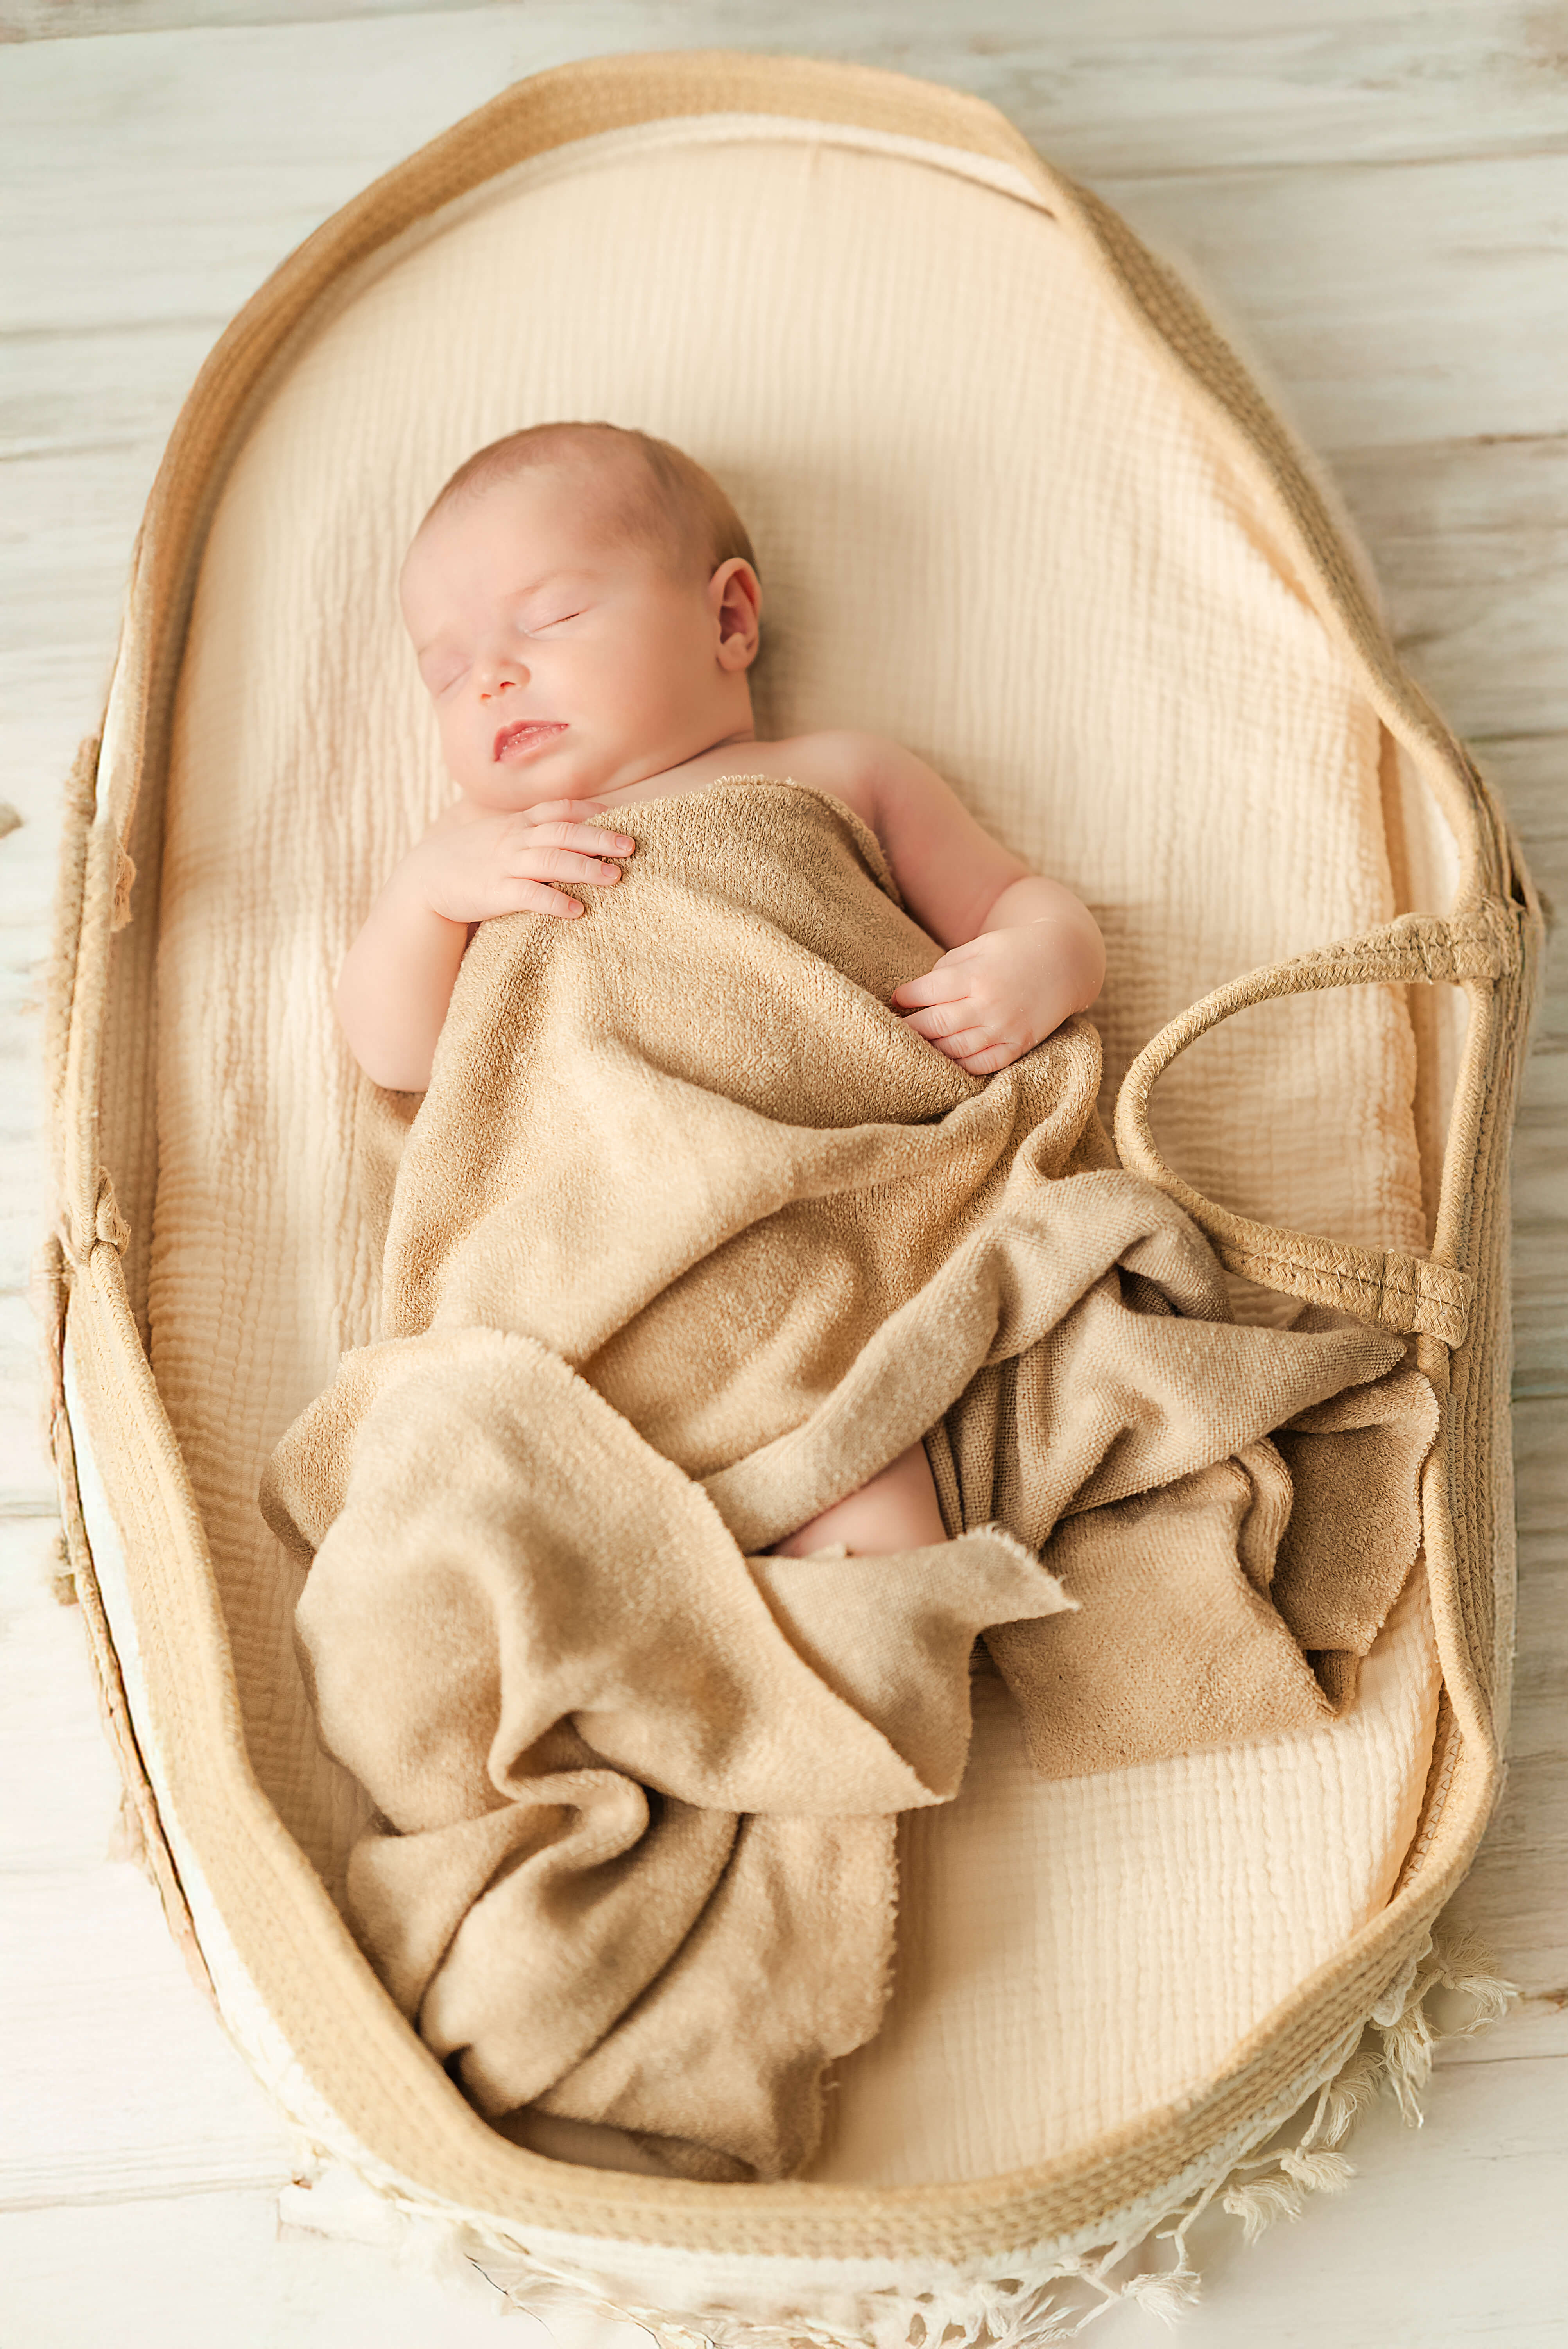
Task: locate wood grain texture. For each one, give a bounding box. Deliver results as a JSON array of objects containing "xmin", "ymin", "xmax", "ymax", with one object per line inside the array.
[
  {"xmin": 1, "ymin": 6, "xmax": 1563, "ymax": 2344},
  {"xmin": 0, "ymin": 2187, "xmax": 542, "ymax": 2345},
  {"xmin": 7, "ymin": 0, "xmax": 1568, "ymax": 177}
]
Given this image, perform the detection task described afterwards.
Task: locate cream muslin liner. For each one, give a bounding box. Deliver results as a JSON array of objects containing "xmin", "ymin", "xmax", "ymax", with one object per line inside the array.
[
  {"xmin": 261, "ymin": 778, "xmax": 1437, "ymax": 2183},
  {"xmin": 136, "ymin": 119, "xmax": 1453, "ymax": 2184}
]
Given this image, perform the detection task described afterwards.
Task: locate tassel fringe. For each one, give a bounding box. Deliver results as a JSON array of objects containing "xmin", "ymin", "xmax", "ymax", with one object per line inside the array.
[{"xmin": 278, "ymin": 1931, "xmax": 1514, "ymax": 2345}]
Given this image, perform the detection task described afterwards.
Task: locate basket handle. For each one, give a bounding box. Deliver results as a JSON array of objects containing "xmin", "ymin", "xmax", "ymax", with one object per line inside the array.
[{"xmin": 1113, "ymin": 901, "xmax": 1520, "ymax": 1348}]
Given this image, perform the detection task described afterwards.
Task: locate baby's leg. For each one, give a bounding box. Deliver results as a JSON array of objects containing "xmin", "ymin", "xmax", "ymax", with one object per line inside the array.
[{"xmin": 771, "ymin": 1442, "xmax": 946, "ymax": 1558}]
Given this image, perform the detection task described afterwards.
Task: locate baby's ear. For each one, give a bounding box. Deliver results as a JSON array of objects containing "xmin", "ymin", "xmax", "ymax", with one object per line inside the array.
[{"xmin": 711, "ymin": 558, "xmax": 762, "ymax": 671}]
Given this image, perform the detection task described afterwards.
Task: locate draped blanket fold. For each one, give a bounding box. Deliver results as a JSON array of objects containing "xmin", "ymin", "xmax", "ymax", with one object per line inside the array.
[{"xmin": 262, "ymin": 778, "xmax": 1436, "ymax": 2181}]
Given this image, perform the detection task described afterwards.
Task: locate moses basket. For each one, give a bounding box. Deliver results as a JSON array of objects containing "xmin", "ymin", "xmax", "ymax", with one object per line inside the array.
[{"xmin": 43, "ymin": 50, "xmax": 1541, "ymax": 2340}]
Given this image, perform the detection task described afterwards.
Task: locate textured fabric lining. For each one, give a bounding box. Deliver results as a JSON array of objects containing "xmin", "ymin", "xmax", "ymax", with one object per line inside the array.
[{"xmin": 148, "ymin": 123, "xmax": 1435, "ymax": 2186}]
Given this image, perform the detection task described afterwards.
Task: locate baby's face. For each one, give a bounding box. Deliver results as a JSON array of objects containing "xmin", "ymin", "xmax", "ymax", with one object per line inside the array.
[{"xmin": 400, "ymin": 464, "xmax": 752, "ymax": 809}]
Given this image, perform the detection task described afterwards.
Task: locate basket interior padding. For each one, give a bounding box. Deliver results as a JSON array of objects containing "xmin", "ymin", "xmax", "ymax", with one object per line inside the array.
[{"xmin": 148, "ymin": 119, "xmax": 1439, "ymax": 2184}]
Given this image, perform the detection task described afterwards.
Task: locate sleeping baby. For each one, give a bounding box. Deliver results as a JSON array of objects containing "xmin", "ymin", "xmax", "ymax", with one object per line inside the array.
[{"xmin": 337, "ymin": 420, "xmax": 1106, "ymax": 1562}]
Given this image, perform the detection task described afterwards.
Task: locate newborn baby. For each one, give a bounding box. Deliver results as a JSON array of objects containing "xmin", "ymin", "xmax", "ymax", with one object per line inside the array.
[{"xmin": 339, "ymin": 421, "xmax": 1105, "ymax": 1561}]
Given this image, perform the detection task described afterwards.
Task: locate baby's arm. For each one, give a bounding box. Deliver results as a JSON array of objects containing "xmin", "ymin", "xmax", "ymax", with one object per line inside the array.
[
  {"xmin": 841, "ymin": 737, "xmax": 1105, "ymax": 1075},
  {"xmin": 336, "ymin": 800, "xmax": 634, "ymax": 1091}
]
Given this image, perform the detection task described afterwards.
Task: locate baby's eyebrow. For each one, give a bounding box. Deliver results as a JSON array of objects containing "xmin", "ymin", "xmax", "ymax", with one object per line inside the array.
[{"xmin": 509, "ymin": 568, "xmax": 593, "ymax": 606}]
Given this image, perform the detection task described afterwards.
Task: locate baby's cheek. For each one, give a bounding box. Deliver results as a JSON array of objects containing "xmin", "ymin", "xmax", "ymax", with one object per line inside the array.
[{"xmin": 441, "ymin": 712, "xmax": 483, "ymax": 783}]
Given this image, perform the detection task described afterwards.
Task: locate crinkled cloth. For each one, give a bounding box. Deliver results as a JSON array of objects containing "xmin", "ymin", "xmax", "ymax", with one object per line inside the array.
[{"xmin": 262, "ymin": 779, "xmax": 1434, "ymax": 2181}]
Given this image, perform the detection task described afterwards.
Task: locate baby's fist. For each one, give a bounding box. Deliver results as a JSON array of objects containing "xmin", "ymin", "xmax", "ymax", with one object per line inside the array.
[{"xmin": 892, "ymin": 925, "xmax": 1083, "ymax": 1075}]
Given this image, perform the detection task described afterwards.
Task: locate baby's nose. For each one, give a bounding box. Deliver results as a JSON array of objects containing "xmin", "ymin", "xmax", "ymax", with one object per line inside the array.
[{"xmin": 477, "ymin": 653, "xmax": 529, "ymax": 700}]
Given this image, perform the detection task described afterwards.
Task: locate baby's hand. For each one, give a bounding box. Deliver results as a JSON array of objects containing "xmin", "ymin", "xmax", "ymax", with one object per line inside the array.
[
  {"xmin": 408, "ymin": 799, "xmax": 634, "ymax": 924},
  {"xmin": 892, "ymin": 925, "xmax": 1085, "ymax": 1075}
]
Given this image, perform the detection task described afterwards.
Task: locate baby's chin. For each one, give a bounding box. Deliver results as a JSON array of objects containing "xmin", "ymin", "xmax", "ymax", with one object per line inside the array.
[{"xmin": 461, "ymin": 748, "xmax": 613, "ymax": 811}]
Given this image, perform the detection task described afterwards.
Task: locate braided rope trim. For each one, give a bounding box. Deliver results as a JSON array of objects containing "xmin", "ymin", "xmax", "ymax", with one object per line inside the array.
[
  {"xmin": 1114, "ymin": 899, "xmax": 1521, "ymax": 1347},
  {"xmin": 1208, "ymin": 1235, "xmax": 1473, "ymax": 1346}
]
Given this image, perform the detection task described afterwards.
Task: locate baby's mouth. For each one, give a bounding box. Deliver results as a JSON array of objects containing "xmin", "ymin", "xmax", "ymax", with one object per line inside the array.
[{"xmin": 493, "ymin": 720, "xmax": 568, "ymax": 764}]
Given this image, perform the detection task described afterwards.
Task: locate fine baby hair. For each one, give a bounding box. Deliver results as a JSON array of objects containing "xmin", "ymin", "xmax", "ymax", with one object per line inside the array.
[{"xmin": 415, "ymin": 419, "xmax": 760, "ymax": 582}]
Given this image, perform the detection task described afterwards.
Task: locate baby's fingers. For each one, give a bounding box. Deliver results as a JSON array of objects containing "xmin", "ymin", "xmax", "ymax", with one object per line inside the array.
[
  {"xmin": 515, "ymin": 846, "xmax": 625, "ymax": 887},
  {"xmin": 487, "ymin": 878, "xmax": 586, "ymax": 918},
  {"xmin": 521, "ymin": 819, "xmax": 635, "ymax": 858},
  {"xmin": 925, "ymin": 1026, "xmax": 996, "ymax": 1062},
  {"xmin": 901, "ymin": 999, "xmax": 984, "ymax": 1044},
  {"xmin": 953, "ymin": 1040, "xmax": 1023, "ymax": 1075},
  {"xmin": 891, "ymin": 961, "xmax": 972, "ymax": 1010}
]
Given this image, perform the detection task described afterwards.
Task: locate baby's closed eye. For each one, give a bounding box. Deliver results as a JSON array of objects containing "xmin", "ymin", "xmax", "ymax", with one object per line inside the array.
[{"xmin": 420, "ymin": 653, "xmax": 470, "ymax": 696}]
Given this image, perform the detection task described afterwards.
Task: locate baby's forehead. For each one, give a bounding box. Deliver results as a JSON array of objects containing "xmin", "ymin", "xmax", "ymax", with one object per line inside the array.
[{"xmin": 405, "ymin": 453, "xmax": 659, "ymax": 581}]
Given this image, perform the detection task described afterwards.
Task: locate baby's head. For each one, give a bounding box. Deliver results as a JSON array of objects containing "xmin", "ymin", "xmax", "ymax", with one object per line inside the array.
[{"xmin": 400, "ymin": 422, "xmax": 762, "ymax": 809}]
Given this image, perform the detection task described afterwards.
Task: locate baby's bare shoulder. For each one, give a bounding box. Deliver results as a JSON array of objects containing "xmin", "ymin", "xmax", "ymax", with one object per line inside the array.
[{"xmin": 760, "ymin": 728, "xmax": 910, "ymax": 816}]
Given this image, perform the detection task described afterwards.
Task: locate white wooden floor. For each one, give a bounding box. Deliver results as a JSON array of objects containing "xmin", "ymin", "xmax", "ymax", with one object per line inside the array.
[{"xmin": 1, "ymin": 5, "xmax": 1563, "ymax": 2344}]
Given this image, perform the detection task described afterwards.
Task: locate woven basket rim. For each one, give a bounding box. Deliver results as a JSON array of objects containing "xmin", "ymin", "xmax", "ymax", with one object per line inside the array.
[{"xmin": 45, "ymin": 48, "xmax": 1543, "ymax": 2268}]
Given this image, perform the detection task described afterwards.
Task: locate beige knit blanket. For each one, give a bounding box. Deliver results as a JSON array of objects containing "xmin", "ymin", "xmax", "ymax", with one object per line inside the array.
[{"xmin": 261, "ymin": 779, "xmax": 1435, "ymax": 2181}]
